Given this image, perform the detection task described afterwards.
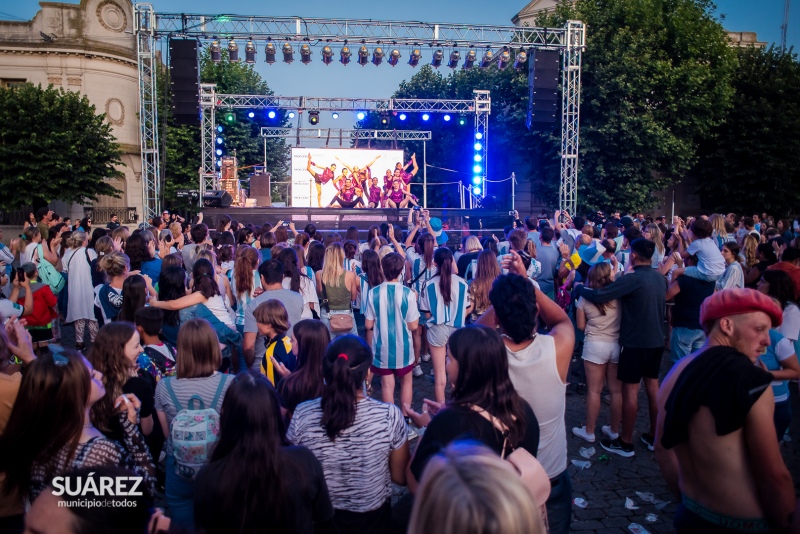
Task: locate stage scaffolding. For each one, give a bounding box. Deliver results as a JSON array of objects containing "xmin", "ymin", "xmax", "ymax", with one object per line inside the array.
[{"xmin": 134, "ymin": 8, "xmax": 585, "ymax": 216}]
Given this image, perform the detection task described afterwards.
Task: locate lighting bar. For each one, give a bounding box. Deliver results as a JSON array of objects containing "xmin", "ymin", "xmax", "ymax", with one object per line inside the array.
[
  {"xmin": 513, "ymin": 49, "xmax": 527, "ymax": 70},
  {"xmin": 210, "ymin": 40, "xmax": 221, "ymax": 63},
  {"xmin": 340, "ymin": 46, "xmax": 351, "ymax": 65},
  {"xmin": 480, "ymin": 50, "xmax": 493, "ymax": 68},
  {"xmin": 497, "ymin": 49, "xmax": 511, "ymax": 69}
]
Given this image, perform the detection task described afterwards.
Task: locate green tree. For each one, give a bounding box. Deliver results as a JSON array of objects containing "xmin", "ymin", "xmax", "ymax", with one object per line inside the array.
[
  {"xmin": 694, "ymin": 46, "xmax": 800, "ymax": 216},
  {"xmin": 535, "ymin": 0, "xmax": 736, "ymax": 213},
  {"xmin": 0, "ymin": 83, "xmax": 123, "ymax": 209}
]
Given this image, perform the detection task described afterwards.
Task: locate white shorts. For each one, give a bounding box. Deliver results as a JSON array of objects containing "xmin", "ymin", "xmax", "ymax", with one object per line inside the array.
[
  {"xmin": 581, "ymin": 340, "xmax": 620, "ymax": 365},
  {"xmin": 426, "ymin": 323, "xmax": 456, "ymax": 348}
]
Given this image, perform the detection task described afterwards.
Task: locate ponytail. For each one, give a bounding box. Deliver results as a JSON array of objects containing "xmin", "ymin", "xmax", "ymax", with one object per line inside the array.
[
  {"xmin": 421, "ymin": 234, "xmax": 435, "ymax": 268},
  {"xmin": 320, "ymin": 335, "xmax": 372, "ymax": 440},
  {"xmin": 434, "ymin": 247, "xmax": 454, "ymax": 306}
]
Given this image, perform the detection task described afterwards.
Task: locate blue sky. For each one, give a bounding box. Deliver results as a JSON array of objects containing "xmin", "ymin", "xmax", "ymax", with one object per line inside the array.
[{"xmin": 2, "ymin": 0, "xmax": 796, "ymax": 130}]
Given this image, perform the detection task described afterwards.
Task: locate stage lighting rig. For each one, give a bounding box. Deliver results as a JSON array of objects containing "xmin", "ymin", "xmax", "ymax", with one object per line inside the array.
[
  {"xmin": 513, "ymin": 49, "xmax": 527, "ymax": 70},
  {"xmin": 357, "ymin": 45, "xmax": 369, "ymax": 66},
  {"xmin": 473, "ymin": 186, "xmax": 482, "ymax": 195},
  {"xmin": 372, "ymin": 47, "xmax": 384, "ymax": 66},
  {"xmin": 300, "ymin": 44, "xmax": 312, "ymax": 64},
  {"xmin": 282, "ymin": 43, "xmax": 294, "ymax": 63},
  {"xmin": 447, "ymin": 51, "xmax": 460, "ymax": 69},
  {"xmin": 380, "ymin": 112, "xmax": 389, "ymax": 125},
  {"xmin": 332, "ymin": 112, "xmax": 339, "ymax": 119},
  {"xmin": 497, "ymin": 49, "xmax": 511, "ymax": 69},
  {"xmin": 248, "ymin": 111, "xmax": 255, "ymax": 118},
  {"xmin": 431, "ymin": 49, "xmax": 443, "ymax": 68},
  {"xmin": 308, "ymin": 111, "xmax": 320, "ymax": 125},
  {"xmin": 288, "ymin": 111, "xmax": 296, "ymax": 119},
  {"xmin": 459, "ymin": 115, "xmax": 467, "ymax": 125},
  {"xmin": 210, "ymin": 40, "xmax": 221, "ymax": 63},
  {"xmin": 321, "ymin": 45, "xmax": 333, "ymax": 65},
  {"xmin": 422, "ymin": 113, "xmax": 430, "ymax": 121},
  {"xmin": 356, "ymin": 112, "xmax": 365, "ymax": 120},
  {"xmin": 267, "ymin": 110, "xmax": 276, "ymax": 119},
  {"xmin": 264, "ymin": 42, "xmax": 277, "ymax": 64},
  {"xmin": 408, "ymin": 49, "xmax": 421, "ymax": 67},
  {"xmin": 388, "ymin": 49, "xmax": 401, "ymax": 66},
  {"xmin": 227, "ymin": 39, "xmax": 239, "ymax": 62},
  {"xmin": 245, "ymin": 41, "xmax": 256, "ymax": 64},
  {"xmin": 340, "ymin": 46, "xmax": 352, "ymax": 65},
  {"xmin": 399, "ymin": 113, "xmax": 407, "ymax": 120},
  {"xmin": 463, "ymin": 49, "xmax": 476, "ymax": 69},
  {"xmin": 443, "ymin": 114, "xmax": 451, "ymax": 121},
  {"xmin": 480, "ymin": 50, "xmax": 493, "ymax": 68}
]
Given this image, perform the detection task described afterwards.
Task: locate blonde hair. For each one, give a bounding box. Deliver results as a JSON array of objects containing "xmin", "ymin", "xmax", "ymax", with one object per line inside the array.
[
  {"xmin": 111, "ymin": 226, "xmax": 130, "ymax": 244},
  {"xmin": 710, "ymin": 213, "xmax": 726, "ymax": 237},
  {"xmin": 742, "ymin": 233, "xmax": 759, "ymax": 269},
  {"xmin": 408, "ymin": 442, "xmax": 545, "ymax": 534},
  {"xmin": 18, "ymin": 226, "xmax": 40, "ymax": 252},
  {"xmin": 97, "ymin": 251, "xmax": 130, "ymax": 279},
  {"xmin": 252, "ymin": 300, "xmax": 290, "ymax": 335},
  {"xmin": 645, "ymin": 224, "xmax": 664, "ymax": 255},
  {"xmin": 465, "ymin": 235, "xmax": 482, "ymax": 253},
  {"xmin": 378, "ymin": 245, "xmax": 394, "ymax": 260},
  {"xmin": 176, "ymin": 318, "xmax": 222, "ymax": 378},
  {"xmin": 169, "ymin": 222, "xmax": 182, "ymax": 239},
  {"xmin": 67, "ymin": 231, "xmax": 87, "ymax": 249},
  {"xmin": 320, "ymin": 243, "xmax": 345, "ymax": 288},
  {"xmin": 195, "ymin": 249, "xmax": 217, "ymax": 265},
  {"xmin": 94, "ymin": 236, "xmax": 115, "ymax": 257}
]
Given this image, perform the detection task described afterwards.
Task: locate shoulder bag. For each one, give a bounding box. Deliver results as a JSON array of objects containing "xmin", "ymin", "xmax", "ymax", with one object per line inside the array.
[{"xmin": 320, "ymin": 282, "xmax": 354, "ymax": 333}]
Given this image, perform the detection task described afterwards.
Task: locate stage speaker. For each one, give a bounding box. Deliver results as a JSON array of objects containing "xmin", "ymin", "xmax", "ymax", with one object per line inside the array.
[
  {"xmin": 170, "ymin": 38, "xmax": 200, "ymax": 126},
  {"xmin": 526, "ymin": 49, "xmax": 560, "ymax": 129},
  {"xmin": 250, "ymin": 172, "xmax": 272, "ymax": 207},
  {"xmin": 203, "ymin": 190, "xmax": 233, "ymax": 208}
]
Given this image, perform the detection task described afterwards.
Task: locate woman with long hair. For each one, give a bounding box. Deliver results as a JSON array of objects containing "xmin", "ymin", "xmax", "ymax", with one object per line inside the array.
[
  {"xmin": 231, "ymin": 245, "xmax": 261, "ymax": 337},
  {"xmin": 195, "ymin": 248, "xmax": 235, "ymax": 310},
  {"xmin": 63, "ymin": 231, "xmax": 98, "ymax": 350},
  {"xmin": 406, "ymin": 232, "xmax": 437, "ymax": 369},
  {"xmin": 741, "ymin": 233, "xmax": 759, "ymax": 271},
  {"xmin": 357, "ymin": 249, "xmax": 384, "ymax": 347},
  {"xmin": 96, "ymin": 251, "xmax": 129, "ymax": 323},
  {"xmin": 468, "ymin": 250, "xmax": 500, "ymax": 323},
  {"xmin": 18, "ymin": 225, "xmax": 59, "ymax": 267},
  {"xmin": 215, "ymin": 230, "xmax": 236, "ymax": 278},
  {"xmin": 277, "ymin": 319, "xmax": 330, "ymax": 417},
  {"xmin": 287, "ymin": 335, "xmax": 409, "ymax": 533},
  {"xmin": 157, "ymin": 265, "xmax": 187, "ymax": 344},
  {"xmin": 195, "ymin": 372, "xmax": 335, "ymax": 533},
  {"xmin": 406, "ymin": 325, "xmax": 540, "ymax": 491},
  {"xmin": 642, "ymin": 223, "xmax": 669, "ymax": 274},
  {"xmin": 716, "ymin": 241, "xmax": 745, "ymax": 290},
  {"xmin": 118, "ymin": 274, "xmax": 148, "ymax": 323},
  {"xmin": 571, "ymin": 263, "xmax": 622, "ymax": 444},
  {"xmin": 710, "ymin": 213, "xmax": 733, "ymax": 250},
  {"xmin": 343, "ymin": 239, "xmax": 362, "ymax": 273},
  {"xmin": 745, "ymin": 242, "xmax": 778, "ymax": 287},
  {"xmin": 0, "ymin": 350, "xmax": 155, "ymax": 504},
  {"xmin": 345, "ymin": 226, "xmax": 360, "ymax": 244},
  {"xmin": 125, "ymin": 231, "xmax": 162, "ymax": 282},
  {"xmin": 420, "ymin": 248, "xmax": 471, "ymax": 403},
  {"xmin": 307, "ymin": 241, "xmax": 326, "ymax": 274},
  {"xmin": 277, "ymin": 247, "xmax": 319, "ymax": 320},
  {"xmin": 216, "ymin": 214, "xmax": 232, "ymax": 234},
  {"xmin": 260, "ymin": 229, "xmax": 277, "ymax": 262},
  {"xmin": 317, "ymin": 243, "xmax": 358, "ymax": 337},
  {"xmin": 155, "ymin": 319, "xmax": 233, "ymax": 531}
]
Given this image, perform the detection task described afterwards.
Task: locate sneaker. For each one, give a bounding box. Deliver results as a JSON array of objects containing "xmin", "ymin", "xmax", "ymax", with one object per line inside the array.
[
  {"xmin": 600, "ymin": 438, "xmax": 635, "ymax": 458},
  {"xmin": 601, "ymin": 425, "xmax": 619, "ymax": 440},
  {"xmin": 640, "ymin": 433, "xmax": 655, "ymax": 451},
  {"xmin": 572, "ymin": 426, "xmax": 595, "ymax": 443},
  {"xmin": 412, "ymin": 365, "xmax": 423, "ymax": 377},
  {"xmin": 420, "ymin": 353, "xmax": 431, "ymax": 362}
]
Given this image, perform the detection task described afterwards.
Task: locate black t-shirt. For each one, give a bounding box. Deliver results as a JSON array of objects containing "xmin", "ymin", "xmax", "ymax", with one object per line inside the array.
[
  {"xmin": 105, "ymin": 376, "xmax": 156, "ymax": 445},
  {"xmin": 456, "ymin": 252, "xmax": 480, "ymax": 279},
  {"xmin": 410, "ymin": 402, "xmax": 540, "ymax": 482},
  {"xmin": 195, "ymin": 445, "xmax": 335, "ymax": 533},
  {"xmin": 672, "ymin": 275, "xmax": 716, "ymax": 330}
]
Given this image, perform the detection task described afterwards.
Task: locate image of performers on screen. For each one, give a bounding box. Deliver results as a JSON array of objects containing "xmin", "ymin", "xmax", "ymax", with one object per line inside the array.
[
  {"xmin": 385, "ymin": 179, "xmax": 418, "ymax": 208},
  {"xmin": 366, "ymin": 176, "xmax": 383, "ymax": 208},
  {"xmin": 335, "ymin": 154, "xmax": 381, "ymax": 189},
  {"xmin": 306, "ymin": 153, "xmax": 336, "ymax": 207},
  {"xmin": 395, "ymin": 153, "xmax": 418, "ymax": 185},
  {"xmin": 328, "ymin": 176, "xmax": 366, "ymax": 208}
]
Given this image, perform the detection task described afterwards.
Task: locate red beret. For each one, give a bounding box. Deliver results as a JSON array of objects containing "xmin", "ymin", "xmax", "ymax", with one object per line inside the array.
[{"xmin": 700, "ymin": 288, "xmax": 783, "ymax": 331}]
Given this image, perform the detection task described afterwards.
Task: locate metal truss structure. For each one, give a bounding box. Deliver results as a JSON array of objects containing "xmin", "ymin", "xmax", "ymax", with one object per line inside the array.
[
  {"xmin": 260, "ymin": 128, "xmax": 432, "ymax": 141},
  {"xmin": 134, "ymin": 7, "xmax": 585, "ymax": 213}
]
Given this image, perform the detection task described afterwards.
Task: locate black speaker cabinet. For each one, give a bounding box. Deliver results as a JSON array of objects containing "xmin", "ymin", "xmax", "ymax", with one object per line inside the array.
[
  {"xmin": 203, "ymin": 190, "xmax": 233, "ymax": 208},
  {"xmin": 170, "ymin": 38, "xmax": 200, "ymax": 126}
]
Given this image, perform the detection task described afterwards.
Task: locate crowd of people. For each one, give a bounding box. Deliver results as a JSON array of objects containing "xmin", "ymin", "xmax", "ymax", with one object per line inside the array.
[{"xmin": 0, "ymin": 205, "xmax": 798, "ymax": 533}]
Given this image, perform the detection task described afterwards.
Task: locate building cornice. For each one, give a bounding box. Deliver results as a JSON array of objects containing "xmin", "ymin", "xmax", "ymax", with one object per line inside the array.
[{"xmin": 0, "ymin": 46, "xmax": 136, "ymax": 67}]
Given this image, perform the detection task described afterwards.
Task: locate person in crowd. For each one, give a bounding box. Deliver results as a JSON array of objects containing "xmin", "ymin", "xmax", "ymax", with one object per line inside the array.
[
  {"xmin": 456, "ymin": 235, "xmax": 483, "ymax": 281},
  {"xmin": 307, "ymin": 241, "xmax": 326, "ymax": 275},
  {"xmin": 408, "ymin": 441, "xmax": 546, "ymax": 534},
  {"xmin": 18, "ymin": 226, "xmax": 58, "ymax": 267},
  {"xmin": 534, "ymin": 226, "xmax": 559, "ymax": 298},
  {"xmin": 365, "ymin": 252, "xmax": 420, "ymax": 428},
  {"xmin": 252, "ymin": 299, "xmax": 296, "ymax": 385},
  {"xmin": 642, "ymin": 223, "xmax": 670, "ymax": 274},
  {"xmin": 480, "ymin": 256, "xmax": 575, "ymax": 534},
  {"xmin": 405, "ymin": 224, "xmax": 437, "ymax": 371},
  {"xmin": 672, "ymin": 218, "xmax": 725, "ymax": 283},
  {"xmin": 287, "ymin": 335, "xmax": 409, "ymax": 533},
  {"xmin": 37, "ymin": 208, "xmax": 53, "ymax": 240},
  {"xmin": 744, "ymin": 243, "xmax": 778, "ymax": 288},
  {"xmin": 420, "ymin": 248, "xmax": 471, "ymax": 403},
  {"xmin": 194, "ymin": 248, "xmax": 235, "ymax": 313},
  {"xmin": 182, "ymin": 223, "xmax": 211, "ymax": 272},
  {"xmin": 276, "ymin": 319, "xmax": 330, "ymax": 418},
  {"xmin": 277, "ymin": 247, "xmax": 319, "ymax": 320},
  {"xmin": 573, "ymin": 239, "xmax": 666, "ymax": 457},
  {"xmin": 15, "ymin": 263, "xmax": 57, "ymax": 347},
  {"xmin": 259, "ymin": 229, "xmax": 277, "ymax": 262},
  {"xmin": 655, "ymin": 289, "xmax": 795, "ymax": 533},
  {"xmin": 0, "ymin": 350, "xmax": 155, "ymax": 506},
  {"xmin": 88, "ymin": 228, "xmax": 107, "ymax": 251},
  {"xmin": 195, "ymin": 371, "xmax": 334, "ymax": 533},
  {"xmin": 317, "ymin": 243, "xmax": 358, "ymax": 337},
  {"xmin": 231, "ymin": 244, "xmax": 261, "ymax": 336},
  {"xmin": 468, "ymin": 250, "xmax": 500, "ymax": 323},
  {"xmin": 716, "ymin": 241, "xmax": 745, "ymax": 290},
  {"xmin": 134, "ymin": 306, "xmax": 176, "ymax": 380},
  {"xmin": 766, "ymin": 246, "xmax": 800, "ymax": 300},
  {"xmin": 155, "ymin": 318, "xmax": 233, "ymax": 532},
  {"xmin": 243, "ymin": 260, "xmax": 304, "ymax": 372},
  {"xmin": 572, "ymin": 263, "xmax": 622, "ymax": 444},
  {"xmin": 63, "ymin": 231, "xmax": 98, "ymax": 350},
  {"xmin": 710, "ymin": 213, "xmax": 733, "ymax": 250},
  {"xmin": 666, "ymin": 254, "xmax": 716, "ymax": 363},
  {"xmin": 126, "ymin": 231, "xmax": 162, "ymax": 282},
  {"xmin": 156, "ymin": 265, "xmax": 187, "ymax": 345},
  {"xmin": 116, "ymin": 273, "xmax": 147, "ymax": 324},
  {"xmin": 215, "ymin": 231, "xmax": 236, "ymax": 279},
  {"xmin": 357, "ymin": 249, "xmax": 384, "ymax": 348}
]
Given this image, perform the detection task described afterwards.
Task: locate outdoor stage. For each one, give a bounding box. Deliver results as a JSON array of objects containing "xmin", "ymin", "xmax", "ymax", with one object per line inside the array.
[{"xmin": 202, "ymin": 207, "xmax": 517, "ymax": 243}]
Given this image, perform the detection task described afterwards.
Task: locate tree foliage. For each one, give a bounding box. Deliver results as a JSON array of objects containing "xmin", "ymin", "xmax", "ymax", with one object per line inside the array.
[
  {"xmin": 0, "ymin": 83, "xmax": 123, "ymax": 209},
  {"xmin": 694, "ymin": 46, "xmax": 800, "ymax": 217},
  {"xmin": 536, "ymin": 0, "xmax": 736, "ymax": 213}
]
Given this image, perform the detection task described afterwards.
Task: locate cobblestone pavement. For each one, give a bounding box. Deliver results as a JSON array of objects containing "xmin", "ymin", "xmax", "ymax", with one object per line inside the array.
[{"xmin": 58, "ymin": 321, "xmax": 800, "ymax": 533}]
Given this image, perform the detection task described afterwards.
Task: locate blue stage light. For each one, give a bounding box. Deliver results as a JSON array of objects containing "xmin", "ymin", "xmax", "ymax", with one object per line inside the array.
[
  {"xmin": 248, "ymin": 111, "xmax": 255, "ymax": 118},
  {"xmin": 474, "ymin": 155, "xmax": 482, "ymax": 162},
  {"xmin": 216, "ymin": 137, "xmax": 223, "ymax": 145},
  {"xmin": 475, "ymin": 132, "xmax": 483, "ymax": 140},
  {"xmin": 422, "ymin": 113, "xmax": 430, "ymax": 121},
  {"xmin": 399, "ymin": 113, "xmax": 407, "ymax": 121},
  {"xmin": 474, "ymin": 142, "xmax": 482, "ymax": 150},
  {"xmin": 472, "ymin": 176, "xmax": 482, "ymax": 185},
  {"xmin": 443, "ymin": 114, "xmax": 451, "ymax": 121},
  {"xmin": 267, "ymin": 110, "xmax": 276, "ymax": 119},
  {"xmin": 333, "ymin": 112, "xmax": 340, "ymax": 119},
  {"xmin": 288, "ymin": 111, "xmax": 296, "ymax": 119},
  {"xmin": 216, "ymin": 160, "xmax": 222, "ymax": 167},
  {"xmin": 473, "ymin": 186, "xmax": 482, "ymax": 195},
  {"xmin": 473, "ymin": 165, "xmax": 482, "ymax": 173},
  {"xmin": 356, "ymin": 112, "xmax": 365, "ymax": 120},
  {"xmin": 216, "ymin": 149, "xmax": 223, "ymax": 156},
  {"xmin": 216, "ymin": 125, "xmax": 223, "ymax": 133}
]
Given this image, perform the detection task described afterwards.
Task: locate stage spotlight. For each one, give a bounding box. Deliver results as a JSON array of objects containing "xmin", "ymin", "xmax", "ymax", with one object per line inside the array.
[
  {"xmin": 513, "ymin": 49, "xmax": 527, "ymax": 70},
  {"xmin": 474, "ymin": 142, "xmax": 482, "ymax": 150},
  {"xmin": 248, "ymin": 111, "xmax": 255, "ymax": 118},
  {"xmin": 216, "ymin": 137, "xmax": 223, "ymax": 145},
  {"xmin": 210, "ymin": 40, "xmax": 221, "ymax": 63},
  {"xmin": 357, "ymin": 45, "xmax": 369, "ymax": 66},
  {"xmin": 228, "ymin": 39, "xmax": 239, "ymax": 62},
  {"xmin": 380, "ymin": 112, "xmax": 389, "ymax": 125},
  {"xmin": 300, "ymin": 44, "xmax": 312, "ymax": 64},
  {"xmin": 497, "ymin": 49, "xmax": 511, "ymax": 70},
  {"xmin": 474, "ymin": 154, "xmax": 482, "ymax": 162},
  {"xmin": 216, "ymin": 159, "xmax": 222, "ymax": 167},
  {"xmin": 332, "ymin": 112, "xmax": 339, "ymax": 119},
  {"xmin": 473, "ymin": 165, "xmax": 482, "ymax": 173},
  {"xmin": 464, "ymin": 49, "xmax": 477, "ymax": 69},
  {"xmin": 308, "ymin": 111, "xmax": 320, "ymax": 125},
  {"xmin": 480, "ymin": 50, "xmax": 493, "ymax": 68},
  {"xmin": 443, "ymin": 114, "xmax": 451, "ymax": 122},
  {"xmin": 399, "ymin": 113, "xmax": 407, "ymax": 121},
  {"xmin": 356, "ymin": 112, "xmax": 365, "ymax": 120},
  {"xmin": 225, "ymin": 112, "xmax": 235, "ymax": 123},
  {"xmin": 388, "ymin": 49, "xmax": 401, "ymax": 66},
  {"xmin": 264, "ymin": 42, "xmax": 277, "ymax": 64},
  {"xmin": 288, "ymin": 111, "xmax": 296, "ymax": 119},
  {"xmin": 459, "ymin": 115, "xmax": 467, "ymax": 125},
  {"xmin": 216, "ymin": 149, "xmax": 223, "ymax": 156},
  {"xmin": 372, "ymin": 47, "xmax": 384, "ymax": 66},
  {"xmin": 475, "ymin": 132, "xmax": 483, "ymax": 140},
  {"xmin": 245, "ymin": 41, "xmax": 256, "ymax": 64},
  {"xmin": 422, "ymin": 113, "xmax": 430, "ymax": 121},
  {"xmin": 282, "ymin": 43, "xmax": 294, "ymax": 63},
  {"xmin": 431, "ymin": 49, "xmax": 443, "ymax": 68},
  {"xmin": 216, "ymin": 125, "xmax": 223, "ymax": 133},
  {"xmin": 340, "ymin": 46, "xmax": 351, "ymax": 65},
  {"xmin": 408, "ymin": 49, "xmax": 421, "ymax": 67},
  {"xmin": 321, "ymin": 45, "xmax": 334, "ymax": 65},
  {"xmin": 267, "ymin": 110, "xmax": 276, "ymax": 119},
  {"xmin": 473, "ymin": 186, "xmax": 482, "ymax": 195},
  {"xmin": 447, "ymin": 50, "xmax": 460, "ymax": 69},
  {"xmin": 472, "ymin": 176, "xmax": 482, "ymax": 185}
]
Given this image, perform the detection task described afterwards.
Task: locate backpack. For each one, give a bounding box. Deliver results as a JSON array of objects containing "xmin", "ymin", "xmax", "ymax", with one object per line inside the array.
[
  {"xmin": 163, "ymin": 374, "xmax": 230, "ymax": 480},
  {"xmin": 36, "ymin": 244, "xmax": 65, "ymax": 294},
  {"xmin": 142, "ymin": 345, "xmax": 177, "ymax": 380},
  {"xmin": 555, "ymin": 282, "xmax": 572, "ymax": 312}
]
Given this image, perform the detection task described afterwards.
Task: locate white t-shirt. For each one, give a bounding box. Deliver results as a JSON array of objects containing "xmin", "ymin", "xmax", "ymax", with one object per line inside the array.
[
  {"xmin": 777, "ymin": 303, "xmax": 800, "ymax": 342},
  {"xmin": 282, "ymin": 276, "xmax": 319, "ymax": 319},
  {"xmin": 576, "ymin": 297, "xmax": 621, "ymax": 343},
  {"xmin": 687, "ymin": 238, "xmax": 725, "ymax": 277},
  {"xmin": 20, "ymin": 242, "xmax": 39, "ymax": 266},
  {"xmin": 204, "ymin": 294, "xmax": 235, "ymax": 327}
]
